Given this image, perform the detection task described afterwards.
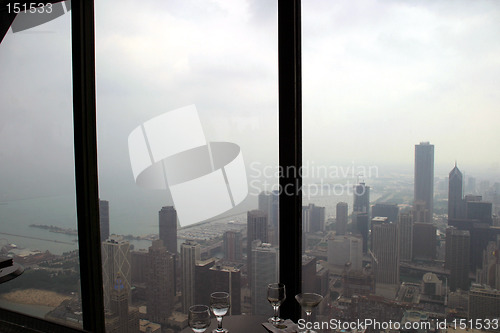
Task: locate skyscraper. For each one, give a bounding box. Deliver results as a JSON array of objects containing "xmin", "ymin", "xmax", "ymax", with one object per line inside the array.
[
  {"xmin": 336, "ymin": 202, "xmax": 348, "ymax": 236},
  {"xmin": 107, "ymin": 274, "xmax": 140, "ymax": 333},
  {"xmin": 448, "ymin": 164, "xmax": 464, "ymax": 220},
  {"xmin": 303, "ymin": 204, "xmax": 325, "ymax": 233},
  {"xmin": 414, "ymin": 142, "xmax": 434, "ymax": 219},
  {"xmin": 159, "ymin": 206, "xmax": 178, "ymax": 255},
  {"xmin": 181, "ymin": 240, "xmax": 200, "ymax": 313},
  {"xmin": 353, "ymin": 182, "xmax": 370, "ymax": 215},
  {"xmin": 398, "ymin": 212, "xmax": 413, "ymax": 261},
  {"xmin": 102, "ymin": 236, "xmax": 132, "ymax": 311},
  {"xmin": 223, "ymin": 230, "xmax": 242, "ymax": 261},
  {"xmin": 251, "ymin": 241, "xmax": 277, "ymax": 316},
  {"xmin": 146, "ymin": 240, "xmax": 175, "ymax": 325},
  {"xmin": 371, "ymin": 222, "xmax": 399, "ymax": 285},
  {"xmin": 99, "ymin": 199, "xmax": 110, "ymax": 242},
  {"xmin": 210, "ymin": 263, "xmax": 242, "ymax": 315},
  {"xmin": 247, "ymin": 210, "xmax": 268, "ymax": 285},
  {"xmin": 353, "ymin": 212, "xmax": 369, "ymax": 253},
  {"xmin": 371, "ymin": 203, "xmax": 399, "ymax": 224},
  {"xmin": 412, "ymin": 222, "xmax": 436, "ymax": 260},
  {"xmin": 446, "ymin": 227, "xmax": 470, "ymax": 291}
]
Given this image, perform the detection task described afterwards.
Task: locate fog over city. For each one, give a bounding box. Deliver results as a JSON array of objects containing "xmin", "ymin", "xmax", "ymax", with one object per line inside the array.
[{"xmin": 1, "ymin": 0, "xmax": 500, "ymax": 229}]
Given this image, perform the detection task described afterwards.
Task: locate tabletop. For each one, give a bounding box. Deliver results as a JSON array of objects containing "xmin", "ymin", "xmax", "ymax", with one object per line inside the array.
[{"xmin": 180, "ymin": 315, "xmax": 270, "ymax": 333}]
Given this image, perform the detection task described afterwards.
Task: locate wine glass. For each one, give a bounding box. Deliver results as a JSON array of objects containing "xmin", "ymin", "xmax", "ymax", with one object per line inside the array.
[
  {"xmin": 295, "ymin": 293, "xmax": 323, "ymax": 333},
  {"xmin": 210, "ymin": 292, "xmax": 230, "ymax": 333},
  {"xmin": 189, "ymin": 305, "xmax": 211, "ymax": 333},
  {"xmin": 267, "ymin": 283, "xmax": 286, "ymax": 325}
]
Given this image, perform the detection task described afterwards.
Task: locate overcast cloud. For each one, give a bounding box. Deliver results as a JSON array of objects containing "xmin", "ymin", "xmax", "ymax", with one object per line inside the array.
[{"xmin": 1, "ymin": 0, "xmax": 500, "ymax": 231}]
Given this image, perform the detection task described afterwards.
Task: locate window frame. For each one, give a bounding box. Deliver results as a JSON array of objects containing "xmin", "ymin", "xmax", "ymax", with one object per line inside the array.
[{"xmin": 0, "ymin": 0, "xmax": 303, "ymax": 330}]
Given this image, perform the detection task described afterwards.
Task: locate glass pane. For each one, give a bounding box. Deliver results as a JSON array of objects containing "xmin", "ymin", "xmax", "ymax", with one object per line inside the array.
[
  {"xmin": 95, "ymin": 0, "xmax": 278, "ymax": 330},
  {"xmin": 303, "ymin": 0, "xmax": 500, "ymax": 327},
  {"xmin": 0, "ymin": 1, "xmax": 82, "ymax": 328}
]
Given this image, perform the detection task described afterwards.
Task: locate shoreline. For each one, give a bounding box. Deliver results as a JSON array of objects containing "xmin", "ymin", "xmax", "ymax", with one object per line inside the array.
[{"xmin": 0, "ymin": 289, "xmax": 72, "ymax": 307}]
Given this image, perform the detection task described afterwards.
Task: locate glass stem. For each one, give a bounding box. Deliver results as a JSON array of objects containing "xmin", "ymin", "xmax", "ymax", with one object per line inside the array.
[
  {"xmin": 217, "ymin": 316, "xmax": 223, "ymax": 331},
  {"xmin": 273, "ymin": 305, "xmax": 279, "ymax": 321},
  {"xmin": 306, "ymin": 311, "xmax": 311, "ymax": 333}
]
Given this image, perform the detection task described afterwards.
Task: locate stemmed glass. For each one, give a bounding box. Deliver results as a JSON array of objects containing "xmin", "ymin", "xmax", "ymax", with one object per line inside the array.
[
  {"xmin": 295, "ymin": 293, "xmax": 324, "ymax": 333},
  {"xmin": 267, "ymin": 283, "xmax": 286, "ymax": 325},
  {"xmin": 189, "ymin": 305, "xmax": 212, "ymax": 333},
  {"xmin": 210, "ymin": 292, "xmax": 230, "ymax": 333}
]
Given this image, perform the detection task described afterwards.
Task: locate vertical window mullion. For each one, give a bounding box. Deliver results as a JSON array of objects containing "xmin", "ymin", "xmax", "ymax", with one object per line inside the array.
[
  {"xmin": 278, "ymin": 0, "xmax": 302, "ymax": 322},
  {"xmin": 71, "ymin": 0, "xmax": 105, "ymax": 331}
]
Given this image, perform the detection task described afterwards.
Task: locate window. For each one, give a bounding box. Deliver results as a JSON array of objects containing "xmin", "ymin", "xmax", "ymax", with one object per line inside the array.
[{"xmin": 0, "ymin": 1, "xmax": 303, "ymax": 331}]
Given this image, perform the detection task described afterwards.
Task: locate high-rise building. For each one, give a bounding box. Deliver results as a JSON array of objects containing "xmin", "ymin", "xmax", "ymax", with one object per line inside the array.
[
  {"xmin": 446, "ymin": 227, "xmax": 470, "ymax": 291},
  {"xmin": 102, "ymin": 236, "xmax": 132, "ymax": 311},
  {"xmin": 371, "ymin": 203, "xmax": 399, "ymax": 224},
  {"xmin": 131, "ymin": 249, "xmax": 148, "ymax": 284},
  {"xmin": 398, "ymin": 212, "xmax": 413, "ymax": 261},
  {"xmin": 414, "ymin": 142, "xmax": 434, "ymax": 219},
  {"xmin": 223, "ymin": 230, "xmax": 242, "ymax": 262},
  {"xmin": 448, "ymin": 164, "xmax": 464, "ymax": 220},
  {"xmin": 371, "ymin": 222, "xmax": 399, "ymax": 285},
  {"xmin": 99, "ymin": 199, "xmax": 110, "ymax": 242},
  {"xmin": 146, "ymin": 240, "xmax": 175, "ymax": 324},
  {"xmin": 303, "ymin": 204, "xmax": 325, "ymax": 233},
  {"xmin": 210, "ymin": 263, "xmax": 242, "ymax": 315},
  {"xmin": 466, "ymin": 200, "xmax": 493, "ymax": 225},
  {"xmin": 258, "ymin": 191, "xmax": 279, "ymax": 228},
  {"xmin": 413, "ymin": 200, "xmax": 431, "ymax": 223},
  {"xmin": 159, "ymin": 206, "xmax": 178, "ymax": 255},
  {"xmin": 353, "ymin": 212, "xmax": 369, "ymax": 253},
  {"xmin": 194, "ymin": 258, "xmax": 216, "ymax": 306},
  {"xmin": 353, "ymin": 182, "xmax": 370, "ymax": 215},
  {"xmin": 468, "ymin": 284, "xmax": 500, "ymax": 320},
  {"xmin": 181, "ymin": 240, "xmax": 200, "ymax": 313},
  {"xmin": 251, "ymin": 241, "xmax": 277, "ymax": 316},
  {"xmin": 412, "ymin": 222, "xmax": 436, "ymax": 260},
  {"xmin": 466, "ymin": 176, "xmax": 477, "ymax": 195},
  {"xmin": 247, "ymin": 210, "xmax": 268, "ymax": 285},
  {"xmin": 107, "ymin": 274, "xmax": 140, "ymax": 333},
  {"xmin": 302, "ymin": 255, "xmax": 317, "ymax": 293},
  {"xmin": 336, "ymin": 202, "xmax": 348, "ymax": 236},
  {"xmin": 327, "ymin": 234, "xmax": 363, "ymax": 270}
]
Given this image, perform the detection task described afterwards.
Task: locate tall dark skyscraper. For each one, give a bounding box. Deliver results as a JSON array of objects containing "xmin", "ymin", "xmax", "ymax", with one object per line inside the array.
[
  {"xmin": 414, "ymin": 142, "xmax": 434, "ymax": 219},
  {"xmin": 412, "ymin": 222, "xmax": 436, "ymax": 260},
  {"xmin": 99, "ymin": 199, "xmax": 110, "ymax": 242},
  {"xmin": 353, "ymin": 182, "xmax": 370, "ymax": 215},
  {"xmin": 247, "ymin": 210, "xmax": 268, "ymax": 286},
  {"xmin": 159, "ymin": 206, "xmax": 177, "ymax": 255},
  {"xmin": 448, "ymin": 164, "xmax": 464, "ymax": 220},
  {"xmin": 336, "ymin": 202, "xmax": 348, "ymax": 236},
  {"xmin": 146, "ymin": 240, "xmax": 175, "ymax": 325},
  {"xmin": 353, "ymin": 212, "xmax": 369, "ymax": 253},
  {"xmin": 446, "ymin": 227, "xmax": 470, "ymax": 291}
]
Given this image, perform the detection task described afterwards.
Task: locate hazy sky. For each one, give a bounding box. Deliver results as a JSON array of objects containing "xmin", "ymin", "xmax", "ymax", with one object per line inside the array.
[{"xmin": 1, "ymin": 0, "xmax": 500, "ymax": 231}]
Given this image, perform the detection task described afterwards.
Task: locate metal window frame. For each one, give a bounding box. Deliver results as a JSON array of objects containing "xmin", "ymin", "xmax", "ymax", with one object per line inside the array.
[
  {"xmin": 278, "ymin": 0, "xmax": 302, "ymax": 322},
  {"xmin": 0, "ymin": 0, "xmax": 303, "ymax": 329}
]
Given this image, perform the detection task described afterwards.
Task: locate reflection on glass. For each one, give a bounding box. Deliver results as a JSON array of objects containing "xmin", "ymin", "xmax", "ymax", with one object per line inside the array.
[
  {"xmin": 95, "ymin": 0, "xmax": 278, "ymax": 331},
  {"xmin": 0, "ymin": 1, "xmax": 81, "ymax": 327}
]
